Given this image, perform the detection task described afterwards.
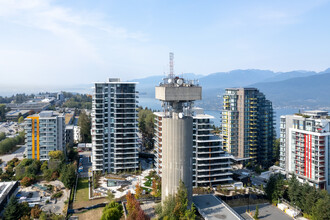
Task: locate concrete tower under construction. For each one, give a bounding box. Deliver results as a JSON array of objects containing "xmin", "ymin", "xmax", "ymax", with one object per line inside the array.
[{"xmin": 155, "ymin": 53, "xmax": 202, "ymax": 203}]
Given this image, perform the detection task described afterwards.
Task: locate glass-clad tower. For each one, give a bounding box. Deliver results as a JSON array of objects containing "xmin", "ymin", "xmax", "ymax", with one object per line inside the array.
[
  {"xmin": 91, "ymin": 78, "xmax": 139, "ymax": 173},
  {"xmin": 222, "ymin": 88, "xmax": 275, "ymax": 167}
]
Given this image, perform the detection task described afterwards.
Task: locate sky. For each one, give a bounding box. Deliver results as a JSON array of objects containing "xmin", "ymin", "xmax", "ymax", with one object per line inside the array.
[{"xmin": 1, "ymin": 0, "xmax": 330, "ymax": 90}]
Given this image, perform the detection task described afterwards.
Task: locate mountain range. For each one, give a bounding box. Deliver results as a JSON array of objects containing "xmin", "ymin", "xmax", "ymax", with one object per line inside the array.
[{"xmin": 133, "ymin": 68, "xmax": 330, "ymax": 110}]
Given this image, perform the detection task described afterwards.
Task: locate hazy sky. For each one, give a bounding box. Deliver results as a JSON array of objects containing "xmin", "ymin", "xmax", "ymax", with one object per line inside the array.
[{"xmin": 1, "ymin": 0, "xmax": 330, "ymax": 87}]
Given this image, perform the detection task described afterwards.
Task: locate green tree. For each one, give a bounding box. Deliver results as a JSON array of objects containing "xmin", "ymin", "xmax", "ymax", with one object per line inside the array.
[
  {"xmin": 31, "ymin": 205, "xmax": 42, "ymax": 218},
  {"xmin": 184, "ymin": 204, "xmax": 197, "ymax": 219},
  {"xmin": 138, "ymin": 108, "xmax": 155, "ymax": 150},
  {"xmin": 20, "ymin": 202, "xmax": 31, "ymax": 217},
  {"xmin": 135, "ymin": 182, "xmax": 142, "ymax": 199},
  {"xmin": 265, "ymin": 174, "xmax": 285, "ymax": 203},
  {"xmin": 311, "ymin": 193, "xmax": 330, "ymax": 220},
  {"xmin": 173, "ymin": 180, "xmax": 188, "ymax": 217},
  {"xmin": 78, "ymin": 110, "xmax": 91, "ymax": 143},
  {"xmin": 273, "ymin": 138, "xmax": 280, "ymax": 163},
  {"xmin": 0, "ymin": 132, "xmax": 25, "ymax": 155},
  {"xmin": 4, "ymin": 195, "xmax": 22, "ymax": 220},
  {"xmin": 0, "ymin": 104, "xmax": 7, "ymax": 122},
  {"xmin": 288, "ymin": 174, "xmax": 300, "ymax": 205},
  {"xmin": 107, "ymin": 190, "xmax": 115, "ymax": 202},
  {"xmin": 21, "ymin": 176, "xmax": 35, "ymax": 187},
  {"xmin": 160, "ymin": 194, "xmax": 177, "ymax": 219},
  {"xmin": 302, "ymin": 185, "xmax": 320, "ymax": 215},
  {"xmin": 41, "ymin": 161, "xmax": 48, "ymax": 171},
  {"xmin": 62, "ymin": 93, "xmax": 92, "ymax": 109},
  {"xmin": 254, "ymin": 205, "xmax": 259, "ymax": 220},
  {"xmin": 159, "ymin": 180, "xmax": 195, "ymax": 220},
  {"xmin": 0, "ymin": 132, "xmax": 6, "ymax": 141},
  {"xmin": 101, "ymin": 201, "xmax": 123, "ymax": 220},
  {"xmin": 48, "ymin": 150, "xmax": 64, "ymax": 160},
  {"xmin": 39, "ymin": 212, "xmax": 47, "ymax": 220},
  {"xmin": 60, "ymin": 164, "xmax": 76, "ymax": 189}
]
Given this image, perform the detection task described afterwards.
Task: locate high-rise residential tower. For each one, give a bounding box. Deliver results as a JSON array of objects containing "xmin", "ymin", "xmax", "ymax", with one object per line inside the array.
[
  {"xmin": 154, "ymin": 108, "xmax": 233, "ymax": 187},
  {"xmin": 222, "ymin": 88, "xmax": 274, "ymax": 167},
  {"xmin": 280, "ymin": 110, "xmax": 330, "ymax": 191},
  {"xmin": 91, "ymin": 78, "xmax": 139, "ymax": 173},
  {"xmin": 25, "ymin": 111, "xmax": 65, "ymax": 161}
]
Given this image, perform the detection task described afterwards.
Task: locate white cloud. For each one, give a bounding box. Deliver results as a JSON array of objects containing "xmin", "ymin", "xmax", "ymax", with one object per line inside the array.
[{"xmin": 0, "ymin": 0, "xmax": 156, "ymax": 86}]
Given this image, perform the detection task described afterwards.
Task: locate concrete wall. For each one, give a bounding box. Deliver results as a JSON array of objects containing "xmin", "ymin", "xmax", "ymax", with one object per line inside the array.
[
  {"xmin": 161, "ymin": 113, "xmax": 193, "ymax": 203},
  {"xmin": 155, "ymin": 86, "xmax": 202, "ymax": 102}
]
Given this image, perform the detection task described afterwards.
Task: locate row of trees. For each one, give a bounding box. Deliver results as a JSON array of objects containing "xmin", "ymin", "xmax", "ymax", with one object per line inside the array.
[
  {"xmin": 0, "ymin": 132, "xmax": 25, "ymax": 155},
  {"xmin": 62, "ymin": 93, "xmax": 92, "ymax": 109},
  {"xmin": 155, "ymin": 180, "xmax": 196, "ymax": 219},
  {"xmin": 78, "ymin": 110, "xmax": 91, "ymax": 143},
  {"xmin": 0, "ymin": 132, "xmax": 6, "ymax": 141},
  {"xmin": 0, "ymin": 158, "xmax": 20, "ymax": 181},
  {"xmin": 0, "ymin": 151, "xmax": 76, "ymax": 189},
  {"xmin": 0, "ymin": 93, "xmax": 35, "ymax": 104},
  {"xmin": 265, "ymin": 174, "xmax": 330, "ymax": 220},
  {"xmin": 138, "ymin": 107, "xmax": 155, "ymax": 150},
  {"xmin": 0, "ymin": 104, "xmax": 10, "ymax": 122}
]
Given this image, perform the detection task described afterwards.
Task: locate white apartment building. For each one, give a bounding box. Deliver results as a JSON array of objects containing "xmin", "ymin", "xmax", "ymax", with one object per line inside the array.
[
  {"xmin": 91, "ymin": 78, "xmax": 139, "ymax": 173},
  {"xmin": 73, "ymin": 126, "xmax": 81, "ymax": 143},
  {"xmin": 280, "ymin": 110, "xmax": 330, "ymax": 191},
  {"xmin": 154, "ymin": 108, "xmax": 233, "ymax": 187},
  {"xmin": 25, "ymin": 111, "xmax": 65, "ymax": 161}
]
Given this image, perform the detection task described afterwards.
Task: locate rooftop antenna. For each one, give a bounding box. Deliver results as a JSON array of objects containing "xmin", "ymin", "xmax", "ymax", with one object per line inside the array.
[{"xmin": 169, "ymin": 52, "xmax": 174, "ymax": 79}]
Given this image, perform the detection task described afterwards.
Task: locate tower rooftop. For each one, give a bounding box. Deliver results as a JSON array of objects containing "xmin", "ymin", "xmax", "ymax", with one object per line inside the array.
[{"xmin": 155, "ymin": 77, "xmax": 201, "ymax": 102}]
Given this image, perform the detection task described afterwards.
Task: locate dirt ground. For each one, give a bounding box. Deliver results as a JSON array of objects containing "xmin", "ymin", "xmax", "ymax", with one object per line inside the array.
[{"xmin": 72, "ymin": 208, "xmax": 103, "ymax": 220}]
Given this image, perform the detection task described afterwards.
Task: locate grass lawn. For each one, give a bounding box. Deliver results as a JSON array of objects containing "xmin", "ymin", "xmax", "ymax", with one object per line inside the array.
[
  {"xmin": 76, "ymin": 178, "xmax": 89, "ymax": 202},
  {"xmin": 73, "ymin": 177, "xmax": 108, "ymax": 209}
]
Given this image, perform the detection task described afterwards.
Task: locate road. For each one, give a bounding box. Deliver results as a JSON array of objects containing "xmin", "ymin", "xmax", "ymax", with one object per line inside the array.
[
  {"xmin": 233, "ymin": 203, "xmax": 293, "ymax": 220},
  {"xmin": 79, "ymin": 151, "xmax": 92, "ymax": 178},
  {"xmin": 0, "ymin": 145, "xmax": 26, "ymax": 168}
]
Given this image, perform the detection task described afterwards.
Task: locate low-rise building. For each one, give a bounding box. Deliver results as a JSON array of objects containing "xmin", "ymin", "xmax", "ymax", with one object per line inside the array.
[
  {"xmin": 5, "ymin": 110, "xmax": 30, "ymax": 121},
  {"xmin": 280, "ymin": 110, "xmax": 330, "ymax": 191},
  {"xmin": 7, "ymin": 101, "xmax": 50, "ymax": 112},
  {"xmin": 0, "ymin": 181, "xmax": 19, "ymax": 216}
]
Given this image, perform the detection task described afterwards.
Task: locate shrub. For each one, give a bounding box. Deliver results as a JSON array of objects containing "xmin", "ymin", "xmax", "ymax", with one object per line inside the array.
[
  {"xmin": 101, "ymin": 201, "xmax": 123, "ymax": 220},
  {"xmin": 21, "ymin": 176, "xmax": 35, "ymax": 187},
  {"xmin": 51, "ymin": 191, "xmax": 63, "ymax": 199},
  {"xmin": 31, "ymin": 205, "xmax": 42, "ymax": 218},
  {"xmin": 51, "ymin": 171, "xmax": 59, "ymax": 180}
]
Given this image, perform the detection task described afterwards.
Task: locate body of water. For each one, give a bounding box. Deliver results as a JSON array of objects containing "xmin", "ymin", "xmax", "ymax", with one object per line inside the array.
[{"xmin": 139, "ymin": 97, "xmax": 309, "ymax": 138}]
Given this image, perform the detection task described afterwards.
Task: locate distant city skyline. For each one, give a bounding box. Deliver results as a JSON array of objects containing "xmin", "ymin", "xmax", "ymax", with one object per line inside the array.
[{"xmin": 1, "ymin": 0, "xmax": 330, "ymax": 87}]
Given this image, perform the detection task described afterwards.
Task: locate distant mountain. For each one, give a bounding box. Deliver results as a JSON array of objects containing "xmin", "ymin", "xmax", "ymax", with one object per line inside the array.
[
  {"xmin": 261, "ymin": 70, "xmax": 317, "ymax": 83},
  {"xmin": 131, "ymin": 68, "xmax": 330, "ymax": 109},
  {"xmin": 251, "ymin": 71, "xmax": 330, "ymax": 108},
  {"xmin": 198, "ymin": 69, "xmax": 276, "ymax": 88}
]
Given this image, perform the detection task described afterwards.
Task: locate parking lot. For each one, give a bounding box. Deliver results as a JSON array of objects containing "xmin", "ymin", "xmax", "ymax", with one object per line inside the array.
[
  {"xmin": 0, "ymin": 145, "xmax": 26, "ymax": 168},
  {"xmin": 79, "ymin": 151, "xmax": 92, "ymax": 178},
  {"xmin": 233, "ymin": 203, "xmax": 293, "ymax": 220},
  {"xmin": 0, "ymin": 122, "xmax": 22, "ymax": 137}
]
